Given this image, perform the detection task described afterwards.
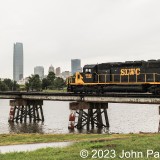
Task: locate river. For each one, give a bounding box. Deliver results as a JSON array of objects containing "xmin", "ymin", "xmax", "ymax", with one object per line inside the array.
[{"xmin": 0, "ymin": 99, "xmax": 159, "ymax": 134}]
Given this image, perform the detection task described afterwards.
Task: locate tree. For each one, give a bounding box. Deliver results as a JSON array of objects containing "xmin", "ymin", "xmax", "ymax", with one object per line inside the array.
[
  {"xmin": 27, "ymin": 74, "xmax": 42, "ymax": 91},
  {"xmin": 47, "ymin": 72, "xmax": 55, "ymax": 89},
  {"xmin": 12, "ymin": 81, "xmax": 20, "ymax": 91},
  {"xmin": 0, "ymin": 80, "xmax": 9, "ymax": 91},
  {"xmin": 25, "ymin": 82, "xmax": 30, "ymax": 92},
  {"xmin": 54, "ymin": 77, "xmax": 65, "ymax": 90},
  {"xmin": 0, "ymin": 79, "xmax": 19, "ymax": 91},
  {"xmin": 3, "ymin": 79, "xmax": 13, "ymax": 90},
  {"xmin": 42, "ymin": 78, "xmax": 50, "ymax": 90}
]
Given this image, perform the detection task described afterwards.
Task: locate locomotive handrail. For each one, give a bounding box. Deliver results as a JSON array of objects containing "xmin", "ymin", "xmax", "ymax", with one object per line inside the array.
[
  {"xmin": 95, "ymin": 72, "xmax": 160, "ymax": 83},
  {"xmin": 67, "ymin": 76, "xmax": 73, "ymax": 84},
  {"xmin": 96, "ymin": 73, "xmax": 159, "ymax": 76},
  {"xmin": 68, "ymin": 72, "xmax": 160, "ymax": 84},
  {"xmin": 112, "ymin": 74, "xmax": 114, "ymax": 83}
]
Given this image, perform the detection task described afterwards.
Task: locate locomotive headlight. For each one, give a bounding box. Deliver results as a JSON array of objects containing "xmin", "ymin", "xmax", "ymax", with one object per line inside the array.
[{"xmin": 85, "ymin": 74, "xmax": 92, "ymax": 78}]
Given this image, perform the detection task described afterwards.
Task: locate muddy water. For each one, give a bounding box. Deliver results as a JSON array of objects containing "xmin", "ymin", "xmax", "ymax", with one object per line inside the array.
[{"xmin": 0, "ymin": 99, "xmax": 159, "ymax": 134}]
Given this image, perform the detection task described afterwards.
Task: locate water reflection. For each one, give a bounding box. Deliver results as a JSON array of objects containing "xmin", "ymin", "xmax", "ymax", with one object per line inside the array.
[
  {"xmin": 8, "ymin": 122, "xmax": 44, "ymax": 133},
  {"xmin": 8, "ymin": 122, "xmax": 109, "ymax": 134},
  {"xmin": 0, "ymin": 100, "xmax": 159, "ymax": 134},
  {"xmin": 68, "ymin": 128, "xmax": 109, "ymax": 134}
]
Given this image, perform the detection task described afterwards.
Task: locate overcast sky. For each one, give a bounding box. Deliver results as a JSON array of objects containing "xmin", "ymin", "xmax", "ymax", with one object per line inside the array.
[{"xmin": 0, "ymin": 0, "xmax": 160, "ymax": 78}]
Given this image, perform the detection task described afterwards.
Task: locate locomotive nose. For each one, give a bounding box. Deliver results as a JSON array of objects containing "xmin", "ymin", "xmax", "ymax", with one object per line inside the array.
[{"xmin": 75, "ymin": 72, "xmax": 84, "ymax": 85}]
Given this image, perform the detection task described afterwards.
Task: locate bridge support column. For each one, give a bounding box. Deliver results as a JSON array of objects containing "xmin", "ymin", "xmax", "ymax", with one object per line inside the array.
[
  {"xmin": 8, "ymin": 99, "xmax": 44, "ymax": 123},
  {"xmin": 68, "ymin": 102, "xmax": 109, "ymax": 130}
]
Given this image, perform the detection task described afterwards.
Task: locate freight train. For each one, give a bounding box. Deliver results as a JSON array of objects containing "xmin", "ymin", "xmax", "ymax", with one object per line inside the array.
[{"xmin": 67, "ymin": 60, "xmax": 160, "ymax": 94}]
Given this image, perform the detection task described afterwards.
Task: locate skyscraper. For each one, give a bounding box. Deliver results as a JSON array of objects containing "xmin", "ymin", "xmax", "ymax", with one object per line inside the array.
[
  {"xmin": 56, "ymin": 67, "xmax": 61, "ymax": 76},
  {"xmin": 61, "ymin": 71, "xmax": 71, "ymax": 79},
  {"xmin": 34, "ymin": 66, "xmax": 44, "ymax": 79},
  {"xmin": 71, "ymin": 59, "xmax": 81, "ymax": 75},
  {"xmin": 48, "ymin": 65, "xmax": 54, "ymax": 73},
  {"xmin": 13, "ymin": 42, "xmax": 23, "ymax": 81}
]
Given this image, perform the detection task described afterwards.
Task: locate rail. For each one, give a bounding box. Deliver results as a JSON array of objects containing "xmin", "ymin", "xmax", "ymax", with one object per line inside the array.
[{"xmin": 1, "ymin": 92, "xmax": 160, "ymax": 104}]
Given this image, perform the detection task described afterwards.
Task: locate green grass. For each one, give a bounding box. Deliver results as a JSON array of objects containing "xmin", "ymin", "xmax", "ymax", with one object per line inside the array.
[
  {"xmin": 0, "ymin": 133, "xmax": 160, "ymax": 159},
  {"xmin": 0, "ymin": 133, "xmax": 127, "ymax": 145}
]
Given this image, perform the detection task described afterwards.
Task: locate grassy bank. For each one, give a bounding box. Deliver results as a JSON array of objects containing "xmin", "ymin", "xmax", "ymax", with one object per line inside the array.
[
  {"xmin": 0, "ymin": 133, "xmax": 160, "ymax": 159},
  {"xmin": 0, "ymin": 133, "xmax": 129, "ymax": 146}
]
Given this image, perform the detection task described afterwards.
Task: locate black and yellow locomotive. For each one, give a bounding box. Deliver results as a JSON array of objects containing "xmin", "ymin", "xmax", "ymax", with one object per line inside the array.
[{"xmin": 67, "ymin": 60, "xmax": 160, "ymax": 94}]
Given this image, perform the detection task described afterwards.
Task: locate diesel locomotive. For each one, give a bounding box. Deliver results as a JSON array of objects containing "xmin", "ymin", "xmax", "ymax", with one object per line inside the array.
[{"xmin": 67, "ymin": 60, "xmax": 160, "ymax": 94}]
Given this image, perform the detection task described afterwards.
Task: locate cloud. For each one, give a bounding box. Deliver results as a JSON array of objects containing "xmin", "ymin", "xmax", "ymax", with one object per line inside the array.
[{"xmin": 0, "ymin": 0, "xmax": 160, "ymax": 78}]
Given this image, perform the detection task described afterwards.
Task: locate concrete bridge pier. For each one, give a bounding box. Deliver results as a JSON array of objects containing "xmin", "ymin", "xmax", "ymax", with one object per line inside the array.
[
  {"xmin": 68, "ymin": 102, "xmax": 109, "ymax": 130},
  {"xmin": 8, "ymin": 99, "xmax": 44, "ymax": 123}
]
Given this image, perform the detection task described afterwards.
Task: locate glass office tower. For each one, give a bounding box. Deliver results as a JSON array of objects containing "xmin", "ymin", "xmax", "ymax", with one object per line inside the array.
[
  {"xmin": 13, "ymin": 42, "xmax": 23, "ymax": 81},
  {"xmin": 71, "ymin": 59, "xmax": 81, "ymax": 75},
  {"xmin": 34, "ymin": 66, "xmax": 44, "ymax": 79}
]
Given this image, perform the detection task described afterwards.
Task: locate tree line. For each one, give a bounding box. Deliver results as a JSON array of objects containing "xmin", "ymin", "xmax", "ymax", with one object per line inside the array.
[
  {"xmin": 0, "ymin": 72, "xmax": 66, "ymax": 91},
  {"xmin": 0, "ymin": 79, "xmax": 19, "ymax": 91},
  {"xmin": 25, "ymin": 72, "xmax": 66, "ymax": 91}
]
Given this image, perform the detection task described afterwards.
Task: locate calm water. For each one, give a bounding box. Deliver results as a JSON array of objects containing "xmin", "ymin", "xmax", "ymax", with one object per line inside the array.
[{"xmin": 0, "ymin": 99, "xmax": 159, "ymax": 134}]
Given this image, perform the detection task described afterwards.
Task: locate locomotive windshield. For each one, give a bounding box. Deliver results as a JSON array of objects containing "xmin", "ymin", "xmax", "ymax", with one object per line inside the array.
[
  {"xmin": 83, "ymin": 64, "xmax": 97, "ymax": 73},
  {"xmin": 85, "ymin": 69, "xmax": 92, "ymax": 73}
]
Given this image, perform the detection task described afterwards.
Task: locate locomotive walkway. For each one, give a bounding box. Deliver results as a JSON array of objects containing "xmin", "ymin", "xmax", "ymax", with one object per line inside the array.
[{"xmin": 0, "ymin": 91, "xmax": 160, "ymax": 104}]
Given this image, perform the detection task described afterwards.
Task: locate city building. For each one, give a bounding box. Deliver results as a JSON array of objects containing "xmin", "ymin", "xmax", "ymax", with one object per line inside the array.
[
  {"xmin": 13, "ymin": 42, "xmax": 23, "ymax": 81},
  {"xmin": 17, "ymin": 77, "xmax": 29, "ymax": 85},
  {"xmin": 34, "ymin": 66, "xmax": 44, "ymax": 79},
  {"xmin": 61, "ymin": 71, "xmax": 71, "ymax": 79},
  {"xmin": 71, "ymin": 59, "xmax": 81, "ymax": 75},
  {"xmin": 48, "ymin": 65, "xmax": 54, "ymax": 73},
  {"xmin": 56, "ymin": 67, "xmax": 61, "ymax": 76}
]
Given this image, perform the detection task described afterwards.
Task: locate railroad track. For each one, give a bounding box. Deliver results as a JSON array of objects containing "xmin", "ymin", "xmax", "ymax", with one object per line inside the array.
[{"xmin": 0, "ymin": 91, "xmax": 159, "ymax": 98}]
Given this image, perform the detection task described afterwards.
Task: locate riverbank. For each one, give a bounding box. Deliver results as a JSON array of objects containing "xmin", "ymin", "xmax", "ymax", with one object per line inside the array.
[
  {"xmin": 0, "ymin": 133, "xmax": 160, "ymax": 159},
  {"xmin": 0, "ymin": 133, "xmax": 129, "ymax": 145}
]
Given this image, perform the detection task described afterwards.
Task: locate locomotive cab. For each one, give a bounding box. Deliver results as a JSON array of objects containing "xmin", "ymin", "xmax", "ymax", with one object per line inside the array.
[
  {"xmin": 83, "ymin": 64, "xmax": 97, "ymax": 83},
  {"xmin": 66, "ymin": 64, "xmax": 97, "ymax": 92}
]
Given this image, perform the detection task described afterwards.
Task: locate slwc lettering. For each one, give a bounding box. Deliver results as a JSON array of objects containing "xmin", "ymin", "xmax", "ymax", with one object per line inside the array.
[{"xmin": 120, "ymin": 68, "xmax": 140, "ymax": 76}]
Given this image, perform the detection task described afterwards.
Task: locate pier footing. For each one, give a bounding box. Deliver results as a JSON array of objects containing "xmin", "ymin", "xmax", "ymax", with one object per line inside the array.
[
  {"xmin": 68, "ymin": 102, "xmax": 109, "ymax": 130},
  {"xmin": 8, "ymin": 99, "xmax": 44, "ymax": 123}
]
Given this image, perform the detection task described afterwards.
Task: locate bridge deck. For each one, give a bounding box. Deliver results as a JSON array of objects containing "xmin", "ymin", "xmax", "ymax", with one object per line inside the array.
[{"xmin": 0, "ymin": 92, "xmax": 160, "ymax": 104}]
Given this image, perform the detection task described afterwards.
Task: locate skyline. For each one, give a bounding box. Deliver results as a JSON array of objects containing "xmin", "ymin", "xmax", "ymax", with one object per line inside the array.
[{"xmin": 1, "ymin": 0, "xmax": 160, "ymax": 78}]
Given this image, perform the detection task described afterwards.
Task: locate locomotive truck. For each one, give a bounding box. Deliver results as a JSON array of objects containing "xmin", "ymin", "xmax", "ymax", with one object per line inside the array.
[{"xmin": 67, "ymin": 60, "xmax": 160, "ymax": 94}]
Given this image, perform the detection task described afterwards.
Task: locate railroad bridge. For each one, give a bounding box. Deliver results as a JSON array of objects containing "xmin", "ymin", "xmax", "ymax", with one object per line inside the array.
[{"xmin": 0, "ymin": 91, "xmax": 160, "ymax": 131}]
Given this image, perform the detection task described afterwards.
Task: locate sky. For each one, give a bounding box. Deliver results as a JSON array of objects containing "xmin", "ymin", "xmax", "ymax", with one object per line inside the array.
[{"xmin": 0, "ymin": 0, "xmax": 160, "ymax": 78}]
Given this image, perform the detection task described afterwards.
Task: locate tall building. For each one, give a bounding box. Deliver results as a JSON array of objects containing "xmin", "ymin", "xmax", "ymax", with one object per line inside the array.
[
  {"xmin": 71, "ymin": 59, "xmax": 81, "ymax": 75},
  {"xmin": 34, "ymin": 66, "xmax": 44, "ymax": 79},
  {"xmin": 48, "ymin": 65, "xmax": 54, "ymax": 73},
  {"xmin": 13, "ymin": 42, "xmax": 23, "ymax": 81},
  {"xmin": 56, "ymin": 67, "xmax": 61, "ymax": 76},
  {"xmin": 61, "ymin": 71, "xmax": 71, "ymax": 79}
]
